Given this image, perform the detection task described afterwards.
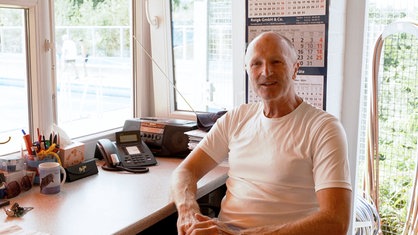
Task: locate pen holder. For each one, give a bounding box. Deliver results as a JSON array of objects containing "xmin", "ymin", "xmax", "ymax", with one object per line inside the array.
[{"xmin": 25, "ymin": 156, "xmax": 57, "ymax": 185}]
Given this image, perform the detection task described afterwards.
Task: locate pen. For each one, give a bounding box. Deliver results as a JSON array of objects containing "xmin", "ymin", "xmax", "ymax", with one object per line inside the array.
[
  {"xmin": 22, "ymin": 129, "xmax": 34, "ymax": 155},
  {"xmin": 53, "ymin": 134, "xmax": 57, "ymax": 145},
  {"xmin": 42, "ymin": 135, "xmax": 47, "ymax": 149},
  {"xmin": 37, "ymin": 128, "xmax": 41, "ymax": 143}
]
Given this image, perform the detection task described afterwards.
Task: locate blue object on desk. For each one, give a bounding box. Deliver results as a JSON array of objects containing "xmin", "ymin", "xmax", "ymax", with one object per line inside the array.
[{"xmin": 26, "ymin": 157, "xmax": 57, "ymax": 185}]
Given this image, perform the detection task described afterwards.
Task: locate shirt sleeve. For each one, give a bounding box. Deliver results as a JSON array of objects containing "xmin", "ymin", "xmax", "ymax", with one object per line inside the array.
[
  {"xmin": 312, "ymin": 117, "xmax": 352, "ymax": 192},
  {"xmin": 197, "ymin": 111, "xmax": 231, "ymax": 164}
]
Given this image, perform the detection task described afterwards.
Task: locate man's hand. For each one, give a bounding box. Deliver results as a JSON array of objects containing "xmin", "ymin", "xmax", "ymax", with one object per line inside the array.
[
  {"xmin": 183, "ymin": 213, "xmax": 240, "ymax": 235},
  {"xmin": 177, "ymin": 209, "xmax": 199, "ymax": 235}
]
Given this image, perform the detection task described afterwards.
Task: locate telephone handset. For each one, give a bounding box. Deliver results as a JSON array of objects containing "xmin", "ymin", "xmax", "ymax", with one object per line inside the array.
[{"xmin": 95, "ymin": 131, "xmax": 157, "ymax": 173}]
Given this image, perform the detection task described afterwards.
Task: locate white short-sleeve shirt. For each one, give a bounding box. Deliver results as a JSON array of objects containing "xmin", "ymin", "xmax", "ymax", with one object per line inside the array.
[{"xmin": 198, "ymin": 101, "xmax": 351, "ymax": 228}]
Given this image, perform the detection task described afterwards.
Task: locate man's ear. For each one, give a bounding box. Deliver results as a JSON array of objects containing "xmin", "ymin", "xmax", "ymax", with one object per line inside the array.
[{"xmin": 292, "ymin": 62, "xmax": 300, "ymax": 80}]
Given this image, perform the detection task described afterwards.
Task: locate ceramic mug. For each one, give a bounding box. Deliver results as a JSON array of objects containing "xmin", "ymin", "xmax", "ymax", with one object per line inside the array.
[{"xmin": 38, "ymin": 162, "xmax": 66, "ymax": 194}]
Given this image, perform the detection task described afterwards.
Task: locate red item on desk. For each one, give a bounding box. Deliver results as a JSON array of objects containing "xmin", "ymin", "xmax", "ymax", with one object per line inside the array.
[{"xmin": 22, "ymin": 134, "xmax": 33, "ymax": 155}]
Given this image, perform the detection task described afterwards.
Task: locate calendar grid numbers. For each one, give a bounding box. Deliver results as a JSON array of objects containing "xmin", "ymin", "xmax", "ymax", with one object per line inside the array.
[
  {"xmin": 248, "ymin": 0, "xmax": 326, "ymax": 17},
  {"xmin": 295, "ymin": 75, "xmax": 324, "ymax": 109}
]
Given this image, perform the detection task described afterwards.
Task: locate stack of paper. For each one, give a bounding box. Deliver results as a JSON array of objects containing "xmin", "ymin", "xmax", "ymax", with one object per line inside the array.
[{"xmin": 184, "ymin": 129, "xmax": 207, "ymax": 151}]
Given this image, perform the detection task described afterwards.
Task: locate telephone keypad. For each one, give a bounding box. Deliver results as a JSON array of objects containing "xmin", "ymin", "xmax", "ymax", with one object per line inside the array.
[{"xmin": 119, "ymin": 145, "xmax": 157, "ymax": 167}]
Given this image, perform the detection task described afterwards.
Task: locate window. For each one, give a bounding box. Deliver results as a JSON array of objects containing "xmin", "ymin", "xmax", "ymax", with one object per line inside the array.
[
  {"xmin": 171, "ymin": 0, "xmax": 233, "ymax": 113},
  {"xmin": 0, "ymin": 0, "xmax": 139, "ymax": 156},
  {"xmin": 358, "ymin": 1, "xmax": 418, "ymax": 234},
  {"xmin": 54, "ymin": 0, "xmax": 133, "ymax": 138},
  {"xmin": 148, "ymin": 0, "xmax": 245, "ymax": 118},
  {"xmin": 0, "ymin": 7, "xmax": 29, "ymax": 155}
]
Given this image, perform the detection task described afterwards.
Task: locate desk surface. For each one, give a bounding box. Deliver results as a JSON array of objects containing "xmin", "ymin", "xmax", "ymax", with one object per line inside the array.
[{"xmin": 1, "ymin": 157, "xmax": 229, "ymax": 235}]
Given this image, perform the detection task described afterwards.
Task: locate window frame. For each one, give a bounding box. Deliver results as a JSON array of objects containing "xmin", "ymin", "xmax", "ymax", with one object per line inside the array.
[
  {"xmin": 0, "ymin": 0, "xmax": 147, "ymax": 156},
  {"xmin": 148, "ymin": 0, "xmax": 246, "ymax": 120},
  {"xmin": 0, "ymin": 0, "xmax": 54, "ymax": 145}
]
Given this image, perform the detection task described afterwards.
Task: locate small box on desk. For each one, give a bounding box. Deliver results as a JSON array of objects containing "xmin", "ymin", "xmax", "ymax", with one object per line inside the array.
[
  {"xmin": 0, "ymin": 170, "xmax": 26, "ymax": 184},
  {"xmin": 59, "ymin": 142, "xmax": 85, "ymax": 168},
  {"xmin": 0, "ymin": 156, "xmax": 25, "ymax": 172}
]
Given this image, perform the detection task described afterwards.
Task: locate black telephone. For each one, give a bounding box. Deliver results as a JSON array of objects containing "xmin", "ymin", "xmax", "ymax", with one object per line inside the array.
[{"xmin": 95, "ymin": 130, "xmax": 157, "ymax": 173}]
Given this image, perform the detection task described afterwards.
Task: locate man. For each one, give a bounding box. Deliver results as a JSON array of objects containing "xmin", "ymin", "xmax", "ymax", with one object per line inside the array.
[{"xmin": 171, "ymin": 32, "xmax": 352, "ymax": 235}]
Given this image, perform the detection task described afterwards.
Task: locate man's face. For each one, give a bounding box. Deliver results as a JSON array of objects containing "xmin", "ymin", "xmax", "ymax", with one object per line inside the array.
[{"xmin": 245, "ymin": 35, "xmax": 299, "ymax": 102}]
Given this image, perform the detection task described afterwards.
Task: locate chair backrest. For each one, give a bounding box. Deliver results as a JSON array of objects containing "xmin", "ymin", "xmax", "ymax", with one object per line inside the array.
[
  {"xmin": 366, "ymin": 19, "xmax": 418, "ymax": 234},
  {"xmin": 403, "ymin": 148, "xmax": 418, "ymax": 235}
]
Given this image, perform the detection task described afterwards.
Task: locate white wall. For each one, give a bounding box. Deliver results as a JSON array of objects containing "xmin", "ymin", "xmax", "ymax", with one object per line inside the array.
[
  {"xmin": 342, "ymin": 1, "xmax": 368, "ymax": 234},
  {"xmin": 327, "ymin": 1, "xmax": 366, "ymax": 233}
]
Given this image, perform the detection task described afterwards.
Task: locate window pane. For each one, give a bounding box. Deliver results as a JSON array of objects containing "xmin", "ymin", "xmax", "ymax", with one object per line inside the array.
[
  {"xmin": 171, "ymin": 0, "xmax": 233, "ymax": 113},
  {"xmin": 55, "ymin": 0, "xmax": 132, "ymax": 138},
  {"xmin": 0, "ymin": 8, "xmax": 29, "ymax": 155}
]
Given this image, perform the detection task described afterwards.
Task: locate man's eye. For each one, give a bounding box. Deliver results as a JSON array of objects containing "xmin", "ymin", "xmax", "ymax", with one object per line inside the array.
[{"xmin": 251, "ymin": 62, "xmax": 261, "ymax": 67}]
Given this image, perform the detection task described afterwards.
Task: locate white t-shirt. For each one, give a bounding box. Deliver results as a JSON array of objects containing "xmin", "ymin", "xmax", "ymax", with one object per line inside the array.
[{"xmin": 197, "ymin": 101, "xmax": 352, "ymax": 229}]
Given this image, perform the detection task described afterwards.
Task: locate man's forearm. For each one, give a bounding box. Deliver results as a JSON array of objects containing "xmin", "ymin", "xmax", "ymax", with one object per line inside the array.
[
  {"xmin": 242, "ymin": 212, "xmax": 348, "ymax": 235},
  {"xmin": 171, "ymin": 148, "xmax": 218, "ymax": 214},
  {"xmin": 171, "ymin": 167, "xmax": 203, "ymax": 235},
  {"xmin": 171, "ymin": 167, "xmax": 201, "ymax": 214},
  {"xmin": 238, "ymin": 188, "xmax": 352, "ymax": 235}
]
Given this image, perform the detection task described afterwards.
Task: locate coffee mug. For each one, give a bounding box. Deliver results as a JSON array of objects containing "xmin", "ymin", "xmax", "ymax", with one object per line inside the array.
[{"xmin": 39, "ymin": 162, "xmax": 66, "ymax": 194}]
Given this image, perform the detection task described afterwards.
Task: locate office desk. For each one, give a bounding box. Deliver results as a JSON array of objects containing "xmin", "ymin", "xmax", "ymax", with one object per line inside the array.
[{"xmin": 1, "ymin": 157, "xmax": 229, "ymax": 235}]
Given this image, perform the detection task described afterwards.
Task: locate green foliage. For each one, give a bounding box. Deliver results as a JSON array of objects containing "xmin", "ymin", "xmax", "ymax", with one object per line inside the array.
[
  {"xmin": 55, "ymin": 0, "xmax": 129, "ymax": 26},
  {"xmin": 70, "ymin": 0, "xmax": 105, "ymax": 8},
  {"xmin": 378, "ymin": 174, "xmax": 411, "ymax": 234},
  {"xmin": 171, "ymin": 0, "xmax": 191, "ymax": 12},
  {"xmin": 55, "ymin": 0, "xmax": 130, "ymax": 57},
  {"xmin": 368, "ymin": 5, "xmax": 406, "ymax": 25}
]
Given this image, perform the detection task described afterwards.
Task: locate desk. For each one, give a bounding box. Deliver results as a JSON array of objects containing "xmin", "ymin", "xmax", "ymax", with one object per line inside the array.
[{"xmin": 1, "ymin": 157, "xmax": 229, "ymax": 235}]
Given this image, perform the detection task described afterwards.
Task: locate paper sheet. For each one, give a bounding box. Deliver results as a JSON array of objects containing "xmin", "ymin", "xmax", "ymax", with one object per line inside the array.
[{"xmin": 0, "ymin": 225, "xmax": 49, "ymax": 235}]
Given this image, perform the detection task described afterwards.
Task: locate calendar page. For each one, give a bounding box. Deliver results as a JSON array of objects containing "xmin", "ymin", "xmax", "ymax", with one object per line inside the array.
[{"xmin": 246, "ymin": 0, "xmax": 328, "ymax": 110}]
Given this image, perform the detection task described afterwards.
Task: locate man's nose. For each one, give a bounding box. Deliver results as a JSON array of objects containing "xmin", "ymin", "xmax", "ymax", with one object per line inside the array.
[{"xmin": 261, "ymin": 63, "xmax": 272, "ymax": 77}]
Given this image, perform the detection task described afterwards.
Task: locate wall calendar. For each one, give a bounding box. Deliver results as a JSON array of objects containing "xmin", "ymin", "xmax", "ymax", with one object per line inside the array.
[{"xmin": 246, "ymin": 0, "xmax": 328, "ymax": 110}]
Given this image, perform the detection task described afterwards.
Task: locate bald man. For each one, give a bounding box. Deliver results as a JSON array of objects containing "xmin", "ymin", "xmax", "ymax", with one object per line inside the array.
[{"xmin": 171, "ymin": 32, "xmax": 352, "ymax": 235}]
